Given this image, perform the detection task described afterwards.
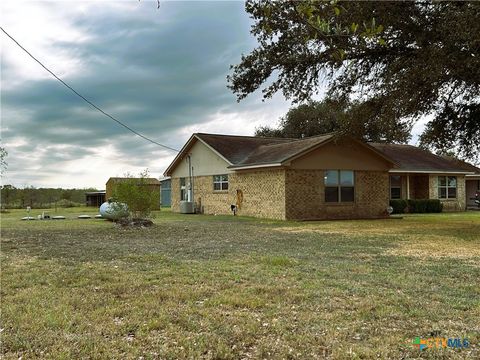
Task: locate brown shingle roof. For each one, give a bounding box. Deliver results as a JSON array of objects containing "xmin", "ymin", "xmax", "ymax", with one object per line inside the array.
[
  {"xmin": 441, "ymin": 156, "xmax": 480, "ymax": 174},
  {"xmin": 228, "ymin": 134, "xmax": 334, "ymax": 167},
  {"xmin": 165, "ymin": 132, "xmax": 477, "ymax": 175},
  {"xmin": 195, "ymin": 133, "xmax": 293, "ymax": 164},
  {"xmin": 369, "ymin": 143, "xmax": 476, "ymax": 173}
]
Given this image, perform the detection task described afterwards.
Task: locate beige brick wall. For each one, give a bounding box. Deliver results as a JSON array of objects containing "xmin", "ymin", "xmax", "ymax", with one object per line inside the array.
[
  {"xmin": 171, "ymin": 177, "xmax": 181, "ymax": 212},
  {"xmin": 230, "ymin": 170, "xmax": 286, "ymax": 220},
  {"xmin": 193, "ymin": 175, "xmax": 235, "ymax": 215},
  {"xmin": 173, "ymin": 169, "xmax": 390, "ymax": 220},
  {"xmin": 429, "ymin": 175, "xmax": 466, "ymax": 211},
  {"xmin": 285, "ymin": 170, "xmax": 390, "ymax": 220},
  {"xmin": 170, "ymin": 169, "xmax": 286, "ymax": 220}
]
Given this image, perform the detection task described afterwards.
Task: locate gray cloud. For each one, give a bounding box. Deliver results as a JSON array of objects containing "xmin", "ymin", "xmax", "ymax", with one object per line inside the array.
[{"xmin": 1, "ymin": 1, "xmax": 291, "ymax": 188}]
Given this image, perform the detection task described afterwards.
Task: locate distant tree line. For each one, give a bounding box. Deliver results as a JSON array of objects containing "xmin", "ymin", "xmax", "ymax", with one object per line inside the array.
[{"xmin": 0, "ymin": 185, "xmax": 100, "ymax": 209}]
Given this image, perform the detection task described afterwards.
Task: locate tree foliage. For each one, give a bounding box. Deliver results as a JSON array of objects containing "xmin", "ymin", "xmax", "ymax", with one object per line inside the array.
[
  {"xmin": 229, "ymin": 1, "xmax": 480, "ymax": 161},
  {"xmin": 255, "ymin": 99, "xmax": 411, "ymax": 143},
  {"xmin": 0, "ymin": 146, "xmax": 7, "ymax": 174},
  {"xmin": 0, "ymin": 185, "xmax": 96, "ymax": 209},
  {"xmin": 112, "ymin": 170, "xmax": 158, "ymax": 219}
]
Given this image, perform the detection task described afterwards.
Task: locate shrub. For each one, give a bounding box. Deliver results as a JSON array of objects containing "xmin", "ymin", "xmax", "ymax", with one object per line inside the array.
[
  {"xmin": 112, "ymin": 169, "xmax": 158, "ymax": 219},
  {"xmin": 408, "ymin": 199, "xmax": 428, "ymax": 213},
  {"xmin": 426, "ymin": 199, "xmax": 443, "ymax": 213},
  {"xmin": 389, "ymin": 199, "xmax": 408, "ymax": 214},
  {"xmin": 406, "ymin": 199, "xmax": 443, "ymax": 213},
  {"xmin": 390, "ymin": 199, "xmax": 443, "ymax": 214}
]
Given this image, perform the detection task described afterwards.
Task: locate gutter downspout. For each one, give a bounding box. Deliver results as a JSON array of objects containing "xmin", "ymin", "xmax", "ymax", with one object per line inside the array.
[
  {"xmin": 191, "ymin": 166, "xmax": 195, "ymax": 212},
  {"xmin": 187, "ymin": 155, "xmax": 194, "ymax": 205}
]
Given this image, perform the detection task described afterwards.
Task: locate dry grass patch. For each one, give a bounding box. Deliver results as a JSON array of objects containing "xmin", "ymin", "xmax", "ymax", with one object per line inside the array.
[
  {"xmin": 386, "ymin": 234, "xmax": 480, "ymax": 261},
  {"xmin": 1, "ymin": 208, "xmax": 479, "ymax": 359}
]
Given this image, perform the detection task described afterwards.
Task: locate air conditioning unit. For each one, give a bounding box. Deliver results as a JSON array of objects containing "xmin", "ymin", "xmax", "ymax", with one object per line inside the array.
[{"xmin": 180, "ymin": 201, "xmax": 195, "ymax": 214}]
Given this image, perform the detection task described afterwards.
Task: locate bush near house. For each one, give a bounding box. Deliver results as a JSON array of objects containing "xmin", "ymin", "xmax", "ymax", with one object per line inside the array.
[
  {"xmin": 112, "ymin": 170, "xmax": 158, "ymax": 219},
  {"xmin": 389, "ymin": 199, "xmax": 408, "ymax": 214},
  {"xmin": 390, "ymin": 199, "xmax": 443, "ymax": 214},
  {"xmin": 408, "ymin": 199, "xmax": 443, "ymax": 213},
  {"xmin": 408, "ymin": 199, "xmax": 429, "ymax": 213},
  {"xmin": 427, "ymin": 199, "xmax": 443, "ymax": 213}
]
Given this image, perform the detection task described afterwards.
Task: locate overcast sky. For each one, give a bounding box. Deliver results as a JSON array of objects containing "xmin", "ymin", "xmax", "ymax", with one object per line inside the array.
[{"xmin": 1, "ymin": 0, "xmax": 426, "ymax": 189}]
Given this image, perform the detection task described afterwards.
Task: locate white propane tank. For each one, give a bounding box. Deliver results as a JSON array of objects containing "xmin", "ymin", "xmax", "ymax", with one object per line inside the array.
[{"xmin": 99, "ymin": 202, "xmax": 129, "ymax": 220}]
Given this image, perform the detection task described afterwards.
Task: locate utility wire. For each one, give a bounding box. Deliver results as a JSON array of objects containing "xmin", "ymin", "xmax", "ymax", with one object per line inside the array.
[{"xmin": 1, "ymin": 26, "xmax": 179, "ymax": 152}]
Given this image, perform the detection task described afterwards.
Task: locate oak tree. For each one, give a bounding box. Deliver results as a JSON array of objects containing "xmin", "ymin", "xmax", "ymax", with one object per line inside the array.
[
  {"xmin": 256, "ymin": 99, "xmax": 411, "ymax": 143},
  {"xmin": 229, "ymin": 1, "xmax": 480, "ymax": 161}
]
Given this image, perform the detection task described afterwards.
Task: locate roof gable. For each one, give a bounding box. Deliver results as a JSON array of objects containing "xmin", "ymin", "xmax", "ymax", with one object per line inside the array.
[
  {"xmin": 289, "ymin": 137, "xmax": 394, "ymax": 171},
  {"xmin": 228, "ymin": 134, "xmax": 335, "ymax": 168},
  {"xmin": 164, "ymin": 133, "xmax": 293, "ymax": 176}
]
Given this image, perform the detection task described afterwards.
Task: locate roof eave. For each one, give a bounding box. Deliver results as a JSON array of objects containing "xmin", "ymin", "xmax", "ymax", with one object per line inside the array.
[
  {"xmin": 359, "ymin": 141, "xmax": 398, "ymax": 166},
  {"xmin": 163, "ymin": 134, "xmax": 234, "ymax": 177},
  {"xmin": 389, "ymin": 169, "xmax": 475, "ymax": 174},
  {"xmin": 228, "ymin": 163, "xmax": 283, "ymax": 171},
  {"xmin": 163, "ymin": 134, "xmax": 197, "ymax": 177}
]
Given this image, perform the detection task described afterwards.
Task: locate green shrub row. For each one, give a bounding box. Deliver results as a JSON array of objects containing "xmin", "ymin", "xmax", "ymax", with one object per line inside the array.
[{"xmin": 390, "ymin": 199, "xmax": 443, "ymax": 214}]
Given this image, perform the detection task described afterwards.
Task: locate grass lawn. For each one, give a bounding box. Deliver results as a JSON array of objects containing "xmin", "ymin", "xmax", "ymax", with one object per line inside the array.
[{"xmin": 1, "ymin": 207, "xmax": 479, "ymax": 359}]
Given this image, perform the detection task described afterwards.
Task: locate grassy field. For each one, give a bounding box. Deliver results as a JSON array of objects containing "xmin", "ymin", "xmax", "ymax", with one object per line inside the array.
[{"xmin": 1, "ymin": 207, "xmax": 479, "ymax": 359}]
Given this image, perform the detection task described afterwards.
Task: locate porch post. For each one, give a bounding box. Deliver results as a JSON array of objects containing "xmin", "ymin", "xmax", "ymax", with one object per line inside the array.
[{"xmin": 406, "ymin": 174, "xmax": 410, "ymax": 200}]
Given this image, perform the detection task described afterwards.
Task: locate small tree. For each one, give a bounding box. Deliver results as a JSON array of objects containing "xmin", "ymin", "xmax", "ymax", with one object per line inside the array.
[
  {"xmin": 0, "ymin": 146, "xmax": 7, "ymax": 175},
  {"xmin": 112, "ymin": 169, "xmax": 158, "ymax": 219}
]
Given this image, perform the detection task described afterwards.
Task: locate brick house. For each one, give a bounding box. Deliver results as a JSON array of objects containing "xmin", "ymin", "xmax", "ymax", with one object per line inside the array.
[{"xmin": 164, "ymin": 133, "xmax": 479, "ymax": 220}]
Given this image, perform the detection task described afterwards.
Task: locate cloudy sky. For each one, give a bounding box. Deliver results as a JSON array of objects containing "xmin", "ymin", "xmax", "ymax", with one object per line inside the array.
[{"xmin": 1, "ymin": 0, "xmax": 425, "ymax": 189}]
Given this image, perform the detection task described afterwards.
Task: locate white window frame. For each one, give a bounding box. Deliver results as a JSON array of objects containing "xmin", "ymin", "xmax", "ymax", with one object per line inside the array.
[
  {"xmin": 213, "ymin": 174, "xmax": 228, "ymax": 191},
  {"xmin": 438, "ymin": 176, "xmax": 457, "ymax": 199}
]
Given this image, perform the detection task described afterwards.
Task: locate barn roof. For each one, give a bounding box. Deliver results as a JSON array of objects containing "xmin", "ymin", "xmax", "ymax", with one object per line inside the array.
[{"xmin": 106, "ymin": 177, "xmax": 160, "ymax": 184}]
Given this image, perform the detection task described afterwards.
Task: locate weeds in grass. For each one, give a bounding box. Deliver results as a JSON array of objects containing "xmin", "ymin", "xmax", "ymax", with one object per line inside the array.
[{"xmin": 1, "ymin": 208, "xmax": 479, "ymax": 359}]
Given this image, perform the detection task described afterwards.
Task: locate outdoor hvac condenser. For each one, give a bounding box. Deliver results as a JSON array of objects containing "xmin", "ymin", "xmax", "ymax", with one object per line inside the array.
[{"xmin": 180, "ymin": 201, "xmax": 194, "ymax": 214}]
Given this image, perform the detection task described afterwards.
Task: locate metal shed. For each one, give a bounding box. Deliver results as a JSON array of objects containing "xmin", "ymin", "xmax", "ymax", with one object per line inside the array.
[
  {"xmin": 160, "ymin": 178, "xmax": 171, "ymax": 207},
  {"xmin": 85, "ymin": 191, "xmax": 106, "ymax": 207}
]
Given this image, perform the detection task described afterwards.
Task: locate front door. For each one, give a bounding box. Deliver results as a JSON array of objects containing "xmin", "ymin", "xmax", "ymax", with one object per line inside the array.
[{"xmin": 466, "ymin": 179, "xmax": 480, "ymax": 207}]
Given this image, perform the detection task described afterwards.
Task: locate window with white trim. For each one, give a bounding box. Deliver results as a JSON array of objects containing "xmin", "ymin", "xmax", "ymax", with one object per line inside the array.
[
  {"xmin": 213, "ymin": 175, "xmax": 228, "ymax": 191},
  {"xmin": 390, "ymin": 175, "xmax": 402, "ymax": 199},
  {"xmin": 325, "ymin": 170, "xmax": 354, "ymax": 202},
  {"xmin": 438, "ymin": 176, "xmax": 457, "ymax": 199}
]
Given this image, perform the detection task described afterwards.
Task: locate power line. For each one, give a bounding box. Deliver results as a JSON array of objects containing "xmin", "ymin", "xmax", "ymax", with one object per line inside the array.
[{"xmin": 0, "ymin": 26, "xmax": 179, "ymax": 152}]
